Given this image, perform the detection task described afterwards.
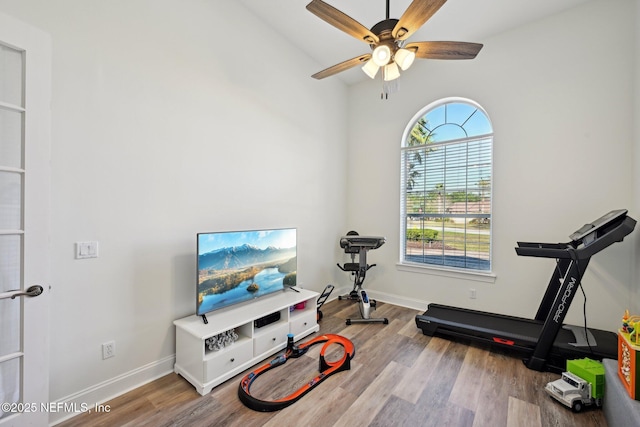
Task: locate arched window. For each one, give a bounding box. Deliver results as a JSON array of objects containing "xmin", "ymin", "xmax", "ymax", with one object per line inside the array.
[{"xmin": 400, "ymin": 98, "xmax": 493, "ymax": 272}]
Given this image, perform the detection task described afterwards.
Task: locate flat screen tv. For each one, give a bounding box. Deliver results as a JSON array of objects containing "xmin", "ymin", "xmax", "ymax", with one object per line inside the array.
[{"xmin": 197, "ymin": 227, "xmax": 297, "ymax": 316}]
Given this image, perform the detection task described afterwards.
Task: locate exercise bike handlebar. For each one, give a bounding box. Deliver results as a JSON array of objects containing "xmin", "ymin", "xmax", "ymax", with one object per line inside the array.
[{"xmin": 339, "ymin": 235, "xmax": 385, "ymax": 252}]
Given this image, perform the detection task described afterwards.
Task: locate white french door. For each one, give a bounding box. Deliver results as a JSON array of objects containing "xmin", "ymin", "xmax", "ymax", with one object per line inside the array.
[{"xmin": 0, "ymin": 11, "xmax": 51, "ymax": 427}]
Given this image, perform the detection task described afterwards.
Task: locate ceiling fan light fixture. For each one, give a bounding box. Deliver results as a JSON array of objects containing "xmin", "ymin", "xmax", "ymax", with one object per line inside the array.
[
  {"xmin": 372, "ymin": 44, "xmax": 391, "ymax": 67},
  {"xmin": 394, "ymin": 48, "xmax": 415, "ymax": 71},
  {"xmin": 383, "ymin": 62, "xmax": 400, "ymax": 81},
  {"xmin": 361, "ymin": 59, "xmax": 380, "ymax": 79},
  {"xmin": 306, "ymin": 0, "xmax": 483, "ymax": 98}
]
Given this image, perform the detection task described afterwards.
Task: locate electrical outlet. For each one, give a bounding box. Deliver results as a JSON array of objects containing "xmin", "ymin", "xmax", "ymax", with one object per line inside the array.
[
  {"xmin": 469, "ymin": 288, "xmax": 477, "ymax": 299},
  {"xmin": 102, "ymin": 341, "xmax": 115, "ymax": 359}
]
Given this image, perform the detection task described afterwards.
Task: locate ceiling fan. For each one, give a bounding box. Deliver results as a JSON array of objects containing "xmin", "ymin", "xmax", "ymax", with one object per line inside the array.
[{"xmin": 306, "ymin": 0, "xmax": 483, "ymax": 82}]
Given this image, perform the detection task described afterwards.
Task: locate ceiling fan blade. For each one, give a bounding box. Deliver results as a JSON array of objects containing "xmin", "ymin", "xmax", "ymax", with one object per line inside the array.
[
  {"xmin": 306, "ymin": 0, "xmax": 379, "ymax": 44},
  {"xmin": 393, "ymin": 0, "xmax": 447, "ymax": 40},
  {"xmin": 311, "ymin": 54, "xmax": 371, "ymax": 79},
  {"xmin": 405, "ymin": 41, "xmax": 483, "ymax": 60}
]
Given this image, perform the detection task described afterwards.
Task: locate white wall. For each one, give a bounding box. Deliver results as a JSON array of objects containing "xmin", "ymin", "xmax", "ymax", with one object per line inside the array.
[
  {"xmin": 0, "ymin": 0, "xmax": 349, "ymax": 420},
  {"xmin": 346, "ymin": 0, "xmax": 637, "ymax": 332}
]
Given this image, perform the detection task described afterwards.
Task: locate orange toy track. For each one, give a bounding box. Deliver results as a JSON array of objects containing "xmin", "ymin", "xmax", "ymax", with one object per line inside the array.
[{"xmin": 238, "ymin": 333, "xmax": 355, "ymax": 412}]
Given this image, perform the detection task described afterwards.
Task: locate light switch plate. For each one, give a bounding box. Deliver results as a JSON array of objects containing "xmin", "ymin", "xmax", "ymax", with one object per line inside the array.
[{"xmin": 76, "ymin": 241, "xmax": 99, "ymax": 259}]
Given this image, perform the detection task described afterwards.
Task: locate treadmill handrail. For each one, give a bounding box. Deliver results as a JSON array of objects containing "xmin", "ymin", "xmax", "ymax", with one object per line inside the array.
[
  {"xmin": 515, "ymin": 242, "xmax": 574, "ymax": 259},
  {"xmin": 517, "ymin": 242, "xmax": 570, "ymax": 249}
]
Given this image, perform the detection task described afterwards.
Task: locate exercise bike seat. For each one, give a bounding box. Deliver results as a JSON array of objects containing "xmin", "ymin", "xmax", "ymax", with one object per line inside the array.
[
  {"xmin": 337, "ymin": 262, "xmax": 377, "ymax": 272},
  {"xmin": 341, "ymin": 262, "xmax": 360, "ymax": 272}
]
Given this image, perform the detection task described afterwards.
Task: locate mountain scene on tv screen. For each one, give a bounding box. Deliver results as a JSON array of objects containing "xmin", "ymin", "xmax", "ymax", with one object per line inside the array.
[{"xmin": 198, "ymin": 244, "xmax": 296, "ymax": 306}]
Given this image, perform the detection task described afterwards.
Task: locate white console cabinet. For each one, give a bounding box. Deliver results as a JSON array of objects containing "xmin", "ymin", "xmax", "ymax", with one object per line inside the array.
[{"xmin": 174, "ymin": 288, "xmax": 319, "ymax": 395}]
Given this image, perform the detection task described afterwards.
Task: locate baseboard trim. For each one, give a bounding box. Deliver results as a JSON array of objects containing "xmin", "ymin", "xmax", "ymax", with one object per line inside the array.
[
  {"xmin": 332, "ymin": 286, "xmax": 429, "ymax": 312},
  {"xmin": 49, "ymin": 354, "xmax": 175, "ymax": 426},
  {"xmin": 363, "ymin": 289, "xmax": 429, "ymax": 312}
]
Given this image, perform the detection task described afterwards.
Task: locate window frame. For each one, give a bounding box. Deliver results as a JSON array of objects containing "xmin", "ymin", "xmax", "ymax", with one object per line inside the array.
[{"xmin": 398, "ymin": 98, "xmax": 495, "ymax": 280}]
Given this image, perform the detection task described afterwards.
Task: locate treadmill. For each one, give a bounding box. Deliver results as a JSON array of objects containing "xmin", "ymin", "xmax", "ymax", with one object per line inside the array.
[{"xmin": 415, "ymin": 209, "xmax": 636, "ymax": 373}]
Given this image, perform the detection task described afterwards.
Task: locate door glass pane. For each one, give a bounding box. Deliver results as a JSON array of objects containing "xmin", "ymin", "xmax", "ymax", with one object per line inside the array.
[
  {"xmin": 0, "ymin": 235, "xmax": 20, "ymax": 293},
  {"xmin": 0, "ymin": 107, "xmax": 23, "ymax": 169},
  {"xmin": 0, "ymin": 235, "xmax": 21, "ymax": 355},
  {"xmin": 0, "ymin": 171, "xmax": 21, "ymax": 230},
  {"xmin": 0, "ymin": 43, "xmax": 24, "ymax": 107},
  {"xmin": 0, "ymin": 358, "xmax": 21, "ymax": 419},
  {"xmin": 0, "ymin": 300, "xmax": 20, "ymax": 355}
]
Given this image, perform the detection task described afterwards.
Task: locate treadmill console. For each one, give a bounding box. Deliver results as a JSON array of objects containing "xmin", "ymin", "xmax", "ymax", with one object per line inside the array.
[{"xmin": 569, "ymin": 209, "xmax": 627, "ymax": 243}]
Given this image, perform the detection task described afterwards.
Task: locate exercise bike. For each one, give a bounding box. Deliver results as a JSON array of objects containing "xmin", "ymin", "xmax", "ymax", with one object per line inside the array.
[{"xmin": 337, "ymin": 231, "xmax": 388, "ymax": 325}]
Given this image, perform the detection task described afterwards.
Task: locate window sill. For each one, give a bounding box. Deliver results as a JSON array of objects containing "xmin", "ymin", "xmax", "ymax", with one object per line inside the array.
[{"xmin": 396, "ymin": 262, "xmax": 496, "ymax": 283}]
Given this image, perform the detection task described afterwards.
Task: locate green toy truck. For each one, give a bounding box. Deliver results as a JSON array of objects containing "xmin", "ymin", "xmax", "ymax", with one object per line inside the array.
[{"xmin": 544, "ymin": 358, "xmax": 605, "ymax": 412}]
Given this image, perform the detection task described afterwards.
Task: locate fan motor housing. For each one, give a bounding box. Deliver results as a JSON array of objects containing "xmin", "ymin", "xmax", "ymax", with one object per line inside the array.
[{"xmin": 371, "ymin": 18, "xmax": 398, "ymax": 38}]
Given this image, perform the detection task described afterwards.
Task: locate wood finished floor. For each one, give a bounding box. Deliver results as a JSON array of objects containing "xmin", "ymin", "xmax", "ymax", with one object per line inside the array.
[{"xmin": 58, "ymin": 299, "xmax": 608, "ymax": 427}]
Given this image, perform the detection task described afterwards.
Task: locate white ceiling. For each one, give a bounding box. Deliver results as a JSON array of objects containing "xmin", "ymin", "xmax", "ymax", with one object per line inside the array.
[{"xmin": 238, "ymin": 0, "xmax": 592, "ymax": 85}]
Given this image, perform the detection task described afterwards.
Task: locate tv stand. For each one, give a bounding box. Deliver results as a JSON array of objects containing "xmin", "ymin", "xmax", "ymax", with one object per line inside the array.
[{"xmin": 174, "ymin": 288, "xmax": 319, "ymax": 395}]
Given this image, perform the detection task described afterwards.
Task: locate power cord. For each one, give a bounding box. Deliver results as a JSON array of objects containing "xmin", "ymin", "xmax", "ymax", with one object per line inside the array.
[
  {"xmin": 573, "ymin": 257, "xmax": 595, "ymax": 355},
  {"xmin": 579, "ymin": 281, "xmax": 595, "ymax": 354},
  {"xmin": 555, "ymin": 258, "xmax": 595, "ymax": 355}
]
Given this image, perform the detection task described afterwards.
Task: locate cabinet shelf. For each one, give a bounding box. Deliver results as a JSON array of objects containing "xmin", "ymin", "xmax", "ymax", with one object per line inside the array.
[{"xmin": 174, "ymin": 288, "xmax": 319, "ymax": 395}]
